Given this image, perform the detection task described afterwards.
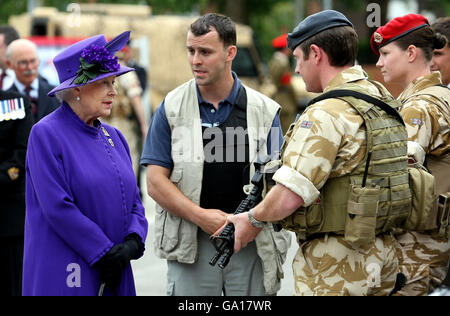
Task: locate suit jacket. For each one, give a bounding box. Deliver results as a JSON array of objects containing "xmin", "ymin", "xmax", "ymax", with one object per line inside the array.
[
  {"xmin": 8, "ymin": 76, "xmax": 60, "ymax": 123},
  {"xmin": 0, "ymin": 90, "xmax": 33, "ymax": 236}
]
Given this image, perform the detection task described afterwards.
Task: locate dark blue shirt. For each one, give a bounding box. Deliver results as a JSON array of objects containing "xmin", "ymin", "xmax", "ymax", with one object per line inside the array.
[{"xmin": 140, "ymin": 73, "xmax": 283, "ymax": 170}]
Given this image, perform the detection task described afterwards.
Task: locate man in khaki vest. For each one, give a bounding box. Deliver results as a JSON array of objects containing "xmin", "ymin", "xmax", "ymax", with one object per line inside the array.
[
  {"xmin": 227, "ymin": 10, "xmax": 410, "ymax": 296},
  {"xmin": 140, "ymin": 13, "xmax": 290, "ymax": 296}
]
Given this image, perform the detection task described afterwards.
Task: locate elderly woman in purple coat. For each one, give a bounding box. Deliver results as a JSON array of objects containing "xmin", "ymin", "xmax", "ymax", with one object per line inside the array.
[{"xmin": 22, "ymin": 31, "xmax": 148, "ymax": 296}]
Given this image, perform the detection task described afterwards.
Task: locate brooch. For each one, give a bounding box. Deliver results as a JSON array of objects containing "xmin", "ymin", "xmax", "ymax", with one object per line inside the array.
[
  {"xmin": 7, "ymin": 167, "xmax": 19, "ymax": 181},
  {"xmin": 102, "ymin": 126, "xmax": 114, "ymax": 147}
]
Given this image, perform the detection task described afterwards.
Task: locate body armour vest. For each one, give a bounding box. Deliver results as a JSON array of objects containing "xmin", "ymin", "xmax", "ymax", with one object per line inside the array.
[
  {"xmin": 200, "ymin": 86, "xmax": 250, "ymax": 213},
  {"xmin": 280, "ymin": 82, "xmax": 412, "ymax": 243}
]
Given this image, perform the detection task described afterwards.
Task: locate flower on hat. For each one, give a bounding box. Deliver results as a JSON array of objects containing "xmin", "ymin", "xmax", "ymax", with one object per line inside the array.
[{"xmin": 73, "ymin": 44, "xmax": 120, "ymax": 85}]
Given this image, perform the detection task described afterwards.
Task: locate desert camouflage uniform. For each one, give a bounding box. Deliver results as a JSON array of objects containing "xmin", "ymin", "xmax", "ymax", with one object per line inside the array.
[
  {"xmin": 101, "ymin": 71, "xmax": 143, "ymax": 176},
  {"xmin": 396, "ymin": 72, "xmax": 450, "ymax": 296},
  {"xmin": 399, "ymin": 72, "xmax": 450, "ymax": 162},
  {"xmin": 268, "ymin": 51, "xmax": 298, "ymax": 132},
  {"xmin": 273, "ymin": 65, "xmax": 399, "ymax": 296}
]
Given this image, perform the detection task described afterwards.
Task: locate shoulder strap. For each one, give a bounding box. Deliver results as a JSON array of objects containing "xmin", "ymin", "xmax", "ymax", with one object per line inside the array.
[
  {"xmin": 308, "ymin": 89, "xmax": 405, "ymax": 125},
  {"xmin": 403, "ymin": 84, "xmax": 450, "ymax": 102},
  {"xmin": 437, "ymin": 84, "xmax": 450, "ymax": 90},
  {"xmin": 403, "ymin": 84, "xmax": 450, "ymax": 117}
]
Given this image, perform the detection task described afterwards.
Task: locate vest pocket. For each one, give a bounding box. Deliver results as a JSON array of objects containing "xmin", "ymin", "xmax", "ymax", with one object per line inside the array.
[
  {"xmin": 155, "ymin": 169, "xmax": 184, "ymax": 252},
  {"xmin": 405, "ymin": 164, "xmax": 437, "ymax": 231},
  {"xmin": 155, "ymin": 206, "xmax": 182, "ymax": 252},
  {"xmin": 344, "ymin": 184, "xmax": 380, "ymax": 245}
]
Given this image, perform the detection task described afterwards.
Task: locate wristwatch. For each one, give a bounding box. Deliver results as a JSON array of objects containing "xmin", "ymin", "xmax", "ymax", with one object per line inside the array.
[{"xmin": 248, "ymin": 209, "xmax": 265, "ymax": 228}]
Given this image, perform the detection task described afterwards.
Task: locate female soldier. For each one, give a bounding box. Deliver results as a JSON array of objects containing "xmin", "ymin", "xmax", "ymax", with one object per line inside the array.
[{"xmin": 371, "ymin": 14, "xmax": 450, "ymax": 296}]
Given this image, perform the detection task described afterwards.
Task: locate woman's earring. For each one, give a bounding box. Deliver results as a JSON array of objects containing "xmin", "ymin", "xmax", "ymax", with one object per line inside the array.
[{"xmin": 76, "ymin": 96, "xmax": 80, "ymax": 101}]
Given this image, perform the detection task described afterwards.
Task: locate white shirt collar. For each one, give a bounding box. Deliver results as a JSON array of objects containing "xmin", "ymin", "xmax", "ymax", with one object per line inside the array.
[{"xmin": 14, "ymin": 77, "xmax": 39, "ymax": 98}]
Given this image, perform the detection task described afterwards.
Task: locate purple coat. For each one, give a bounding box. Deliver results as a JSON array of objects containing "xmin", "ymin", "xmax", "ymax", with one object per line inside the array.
[{"xmin": 23, "ymin": 102, "xmax": 148, "ymax": 296}]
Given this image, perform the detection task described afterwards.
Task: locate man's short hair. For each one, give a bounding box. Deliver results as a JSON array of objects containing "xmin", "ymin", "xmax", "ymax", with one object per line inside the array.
[
  {"xmin": 190, "ymin": 13, "xmax": 236, "ymax": 47},
  {"xmin": 299, "ymin": 26, "xmax": 358, "ymax": 67},
  {"xmin": 432, "ymin": 17, "xmax": 450, "ymax": 48},
  {"xmin": 0, "ymin": 25, "xmax": 20, "ymax": 45}
]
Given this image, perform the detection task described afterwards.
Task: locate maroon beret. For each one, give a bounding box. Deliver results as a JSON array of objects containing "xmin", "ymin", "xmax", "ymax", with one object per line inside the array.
[{"xmin": 370, "ymin": 14, "xmax": 430, "ymax": 55}]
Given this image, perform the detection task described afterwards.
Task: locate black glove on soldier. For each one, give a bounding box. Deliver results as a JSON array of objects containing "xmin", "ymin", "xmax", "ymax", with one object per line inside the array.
[{"xmin": 96, "ymin": 234, "xmax": 143, "ymax": 289}]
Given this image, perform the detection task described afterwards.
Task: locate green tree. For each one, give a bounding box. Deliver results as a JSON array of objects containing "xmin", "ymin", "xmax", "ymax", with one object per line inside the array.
[{"xmin": 2, "ymin": 0, "xmax": 450, "ymax": 63}]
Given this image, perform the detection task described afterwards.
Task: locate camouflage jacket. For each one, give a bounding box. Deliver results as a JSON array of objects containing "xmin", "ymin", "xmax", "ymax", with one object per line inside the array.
[
  {"xmin": 104, "ymin": 71, "xmax": 143, "ymax": 121},
  {"xmin": 273, "ymin": 66, "xmax": 390, "ymax": 206},
  {"xmin": 398, "ymin": 72, "xmax": 450, "ymax": 159},
  {"xmin": 268, "ymin": 52, "xmax": 295, "ymax": 90}
]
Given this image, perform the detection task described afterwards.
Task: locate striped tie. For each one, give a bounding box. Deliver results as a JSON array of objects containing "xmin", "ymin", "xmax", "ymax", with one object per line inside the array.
[{"xmin": 25, "ymin": 85, "xmax": 38, "ymax": 115}]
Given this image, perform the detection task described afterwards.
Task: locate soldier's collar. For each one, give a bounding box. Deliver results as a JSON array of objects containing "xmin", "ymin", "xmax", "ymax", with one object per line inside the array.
[{"xmin": 324, "ymin": 65, "xmax": 367, "ymax": 93}]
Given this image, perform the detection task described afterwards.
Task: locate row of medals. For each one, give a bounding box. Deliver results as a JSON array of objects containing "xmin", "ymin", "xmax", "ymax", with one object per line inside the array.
[{"xmin": 0, "ymin": 98, "xmax": 26, "ymax": 122}]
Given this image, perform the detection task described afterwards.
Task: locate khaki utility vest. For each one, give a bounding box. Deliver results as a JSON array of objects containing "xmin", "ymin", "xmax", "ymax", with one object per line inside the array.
[
  {"xmin": 280, "ymin": 83, "xmax": 412, "ymax": 243},
  {"xmin": 154, "ymin": 78, "xmax": 291, "ymax": 294}
]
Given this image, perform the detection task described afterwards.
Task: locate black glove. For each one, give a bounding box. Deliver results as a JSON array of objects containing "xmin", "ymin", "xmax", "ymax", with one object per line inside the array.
[
  {"xmin": 96, "ymin": 234, "xmax": 143, "ymax": 289},
  {"xmin": 123, "ymin": 233, "xmax": 144, "ymax": 260}
]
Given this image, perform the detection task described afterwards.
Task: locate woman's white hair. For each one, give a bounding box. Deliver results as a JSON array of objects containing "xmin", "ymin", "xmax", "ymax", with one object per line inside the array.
[{"xmin": 55, "ymin": 88, "xmax": 75, "ymax": 103}]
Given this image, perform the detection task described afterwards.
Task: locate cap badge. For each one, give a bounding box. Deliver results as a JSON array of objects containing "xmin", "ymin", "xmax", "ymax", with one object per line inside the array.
[{"xmin": 374, "ymin": 32, "xmax": 383, "ymax": 44}]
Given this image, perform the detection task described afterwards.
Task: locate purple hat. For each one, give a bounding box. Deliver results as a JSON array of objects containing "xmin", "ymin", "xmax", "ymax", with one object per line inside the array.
[{"xmin": 48, "ymin": 31, "xmax": 134, "ymax": 97}]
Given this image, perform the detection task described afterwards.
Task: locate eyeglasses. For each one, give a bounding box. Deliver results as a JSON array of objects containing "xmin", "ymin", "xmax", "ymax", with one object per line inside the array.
[{"xmin": 16, "ymin": 58, "xmax": 38, "ymax": 68}]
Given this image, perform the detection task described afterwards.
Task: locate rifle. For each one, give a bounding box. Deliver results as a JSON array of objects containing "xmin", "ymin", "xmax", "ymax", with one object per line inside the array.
[{"xmin": 209, "ymin": 161, "xmax": 265, "ymax": 269}]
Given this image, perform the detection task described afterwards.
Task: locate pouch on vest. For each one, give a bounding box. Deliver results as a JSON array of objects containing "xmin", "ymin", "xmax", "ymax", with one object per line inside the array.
[
  {"xmin": 278, "ymin": 199, "xmax": 324, "ymax": 241},
  {"xmin": 344, "ymin": 184, "xmax": 380, "ymax": 245},
  {"xmin": 262, "ymin": 159, "xmax": 281, "ymax": 198},
  {"xmin": 437, "ymin": 192, "xmax": 450, "ymax": 238},
  {"xmin": 155, "ymin": 168, "xmax": 184, "ymax": 252},
  {"xmin": 405, "ymin": 163, "xmax": 438, "ymax": 231}
]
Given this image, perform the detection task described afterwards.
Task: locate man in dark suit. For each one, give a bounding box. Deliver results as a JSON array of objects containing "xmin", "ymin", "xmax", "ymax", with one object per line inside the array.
[
  {"xmin": 0, "ymin": 90, "xmax": 33, "ymax": 296},
  {"xmin": 0, "ymin": 25, "xmax": 20, "ymax": 91},
  {"xmin": 6, "ymin": 39, "xmax": 59, "ymax": 122}
]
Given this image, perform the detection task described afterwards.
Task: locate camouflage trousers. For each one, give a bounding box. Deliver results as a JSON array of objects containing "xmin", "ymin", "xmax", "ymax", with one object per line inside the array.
[
  {"xmin": 292, "ymin": 234, "xmax": 398, "ymax": 296},
  {"xmin": 394, "ymin": 231, "xmax": 450, "ymax": 296}
]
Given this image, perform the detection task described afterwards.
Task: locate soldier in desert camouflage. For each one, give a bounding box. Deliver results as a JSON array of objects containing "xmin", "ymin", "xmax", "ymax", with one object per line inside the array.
[
  {"xmin": 268, "ymin": 34, "xmax": 298, "ymax": 132},
  {"xmin": 372, "ymin": 13, "xmax": 450, "ymax": 296},
  {"xmin": 226, "ymin": 10, "xmax": 411, "ymax": 296},
  {"xmin": 101, "ymin": 64, "xmax": 148, "ymax": 177}
]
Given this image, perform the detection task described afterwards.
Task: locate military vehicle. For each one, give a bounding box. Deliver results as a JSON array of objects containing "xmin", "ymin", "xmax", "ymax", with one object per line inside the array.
[{"xmin": 9, "ymin": 4, "xmax": 273, "ymax": 113}]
